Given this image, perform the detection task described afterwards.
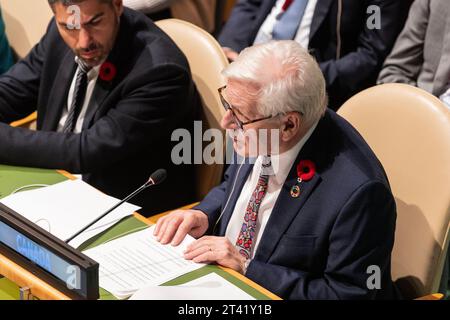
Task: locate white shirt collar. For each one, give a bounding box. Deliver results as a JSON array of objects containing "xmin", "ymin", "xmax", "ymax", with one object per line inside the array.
[{"xmin": 74, "ymin": 56, "xmax": 102, "ymax": 81}]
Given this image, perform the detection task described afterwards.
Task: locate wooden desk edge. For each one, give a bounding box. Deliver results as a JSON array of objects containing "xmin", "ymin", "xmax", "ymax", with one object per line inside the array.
[
  {"xmin": 0, "ymin": 254, "xmax": 70, "ymax": 300},
  {"xmin": 415, "ymin": 293, "xmax": 444, "ymax": 300}
]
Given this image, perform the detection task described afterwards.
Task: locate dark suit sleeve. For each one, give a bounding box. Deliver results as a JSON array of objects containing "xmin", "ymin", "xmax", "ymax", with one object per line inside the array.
[
  {"xmin": 0, "ymin": 63, "xmax": 193, "ymax": 173},
  {"xmin": 245, "ymin": 181, "xmax": 397, "ymax": 299},
  {"xmin": 218, "ymin": 0, "xmax": 265, "ymax": 52},
  {"xmin": 194, "ymin": 164, "xmax": 233, "ymax": 232},
  {"xmin": 319, "ymin": 0, "xmax": 405, "ymax": 103},
  {"xmin": 377, "ymin": 0, "xmax": 429, "ymax": 86}
]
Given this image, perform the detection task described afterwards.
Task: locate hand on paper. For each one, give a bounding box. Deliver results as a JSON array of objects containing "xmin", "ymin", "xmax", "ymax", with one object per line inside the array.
[
  {"xmin": 153, "ymin": 209, "xmax": 209, "ymax": 246},
  {"xmin": 184, "ymin": 236, "xmax": 247, "ymax": 274}
]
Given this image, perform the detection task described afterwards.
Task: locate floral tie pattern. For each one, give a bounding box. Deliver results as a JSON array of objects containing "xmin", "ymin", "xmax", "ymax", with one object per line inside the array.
[{"xmin": 235, "ymin": 160, "xmax": 271, "ymax": 259}]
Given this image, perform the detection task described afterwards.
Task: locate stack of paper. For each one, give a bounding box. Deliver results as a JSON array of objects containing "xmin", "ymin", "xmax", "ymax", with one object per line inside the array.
[
  {"xmin": 82, "ymin": 226, "xmax": 204, "ymax": 299},
  {"xmin": 0, "ymin": 179, "xmax": 141, "ymax": 248}
]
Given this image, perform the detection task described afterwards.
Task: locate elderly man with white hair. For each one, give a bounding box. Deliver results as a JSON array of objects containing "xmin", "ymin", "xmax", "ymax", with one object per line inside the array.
[{"xmin": 154, "ymin": 40, "xmax": 400, "ymax": 300}]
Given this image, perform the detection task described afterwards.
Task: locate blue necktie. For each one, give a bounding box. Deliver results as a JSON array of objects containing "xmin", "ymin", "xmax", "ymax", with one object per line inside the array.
[{"xmin": 272, "ymin": 0, "xmax": 309, "ymax": 40}]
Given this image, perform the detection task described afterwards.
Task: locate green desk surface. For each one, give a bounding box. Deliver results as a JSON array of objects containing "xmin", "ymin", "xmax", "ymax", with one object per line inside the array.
[
  {"xmin": 0, "ymin": 165, "xmax": 273, "ymax": 300},
  {"xmin": 0, "ymin": 165, "xmax": 67, "ymax": 198},
  {"xmin": 0, "ymin": 278, "xmax": 20, "ymax": 300}
]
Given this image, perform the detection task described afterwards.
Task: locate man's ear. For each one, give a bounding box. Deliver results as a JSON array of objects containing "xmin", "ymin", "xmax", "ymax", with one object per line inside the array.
[
  {"xmin": 280, "ymin": 112, "xmax": 302, "ymax": 142},
  {"xmin": 113, "ymin": 0, "xmax": 124, "ymax": 16}
]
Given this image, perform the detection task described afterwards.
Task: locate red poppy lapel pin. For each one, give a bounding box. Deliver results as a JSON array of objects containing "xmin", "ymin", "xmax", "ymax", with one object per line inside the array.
[
  {"xmin": 290, "ymin": 159, "xmax": 316, "ymax": 198},
  {"xmin": 99, "ymin": 61, "xmax": 117, "ymax": 83}
]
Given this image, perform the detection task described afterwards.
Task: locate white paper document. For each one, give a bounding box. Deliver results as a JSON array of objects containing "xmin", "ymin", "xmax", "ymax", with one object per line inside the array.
[
  {"xmin": 0, "ymin": 179, "xmax": 141, "ymax": 248},
  {"xmin": 82, "ymin": 226, "xmax": 204, "ymax": 299},
  {"xmin": 130, "ymin": 273, "xmax": 256, "ymax": 300}
]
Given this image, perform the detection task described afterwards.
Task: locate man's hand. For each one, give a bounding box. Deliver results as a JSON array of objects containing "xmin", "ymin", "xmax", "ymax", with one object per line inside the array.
[
  {"xmin": 153, "ymin": 209, "xmax": 209, "ymax": 246},
  {"xmin": 184, "ymin": 236, "xmax": 247, "ymax": 274},
  {"xmin": 222, "ymin": 47, "xmax": 239, "ymax": 62}
]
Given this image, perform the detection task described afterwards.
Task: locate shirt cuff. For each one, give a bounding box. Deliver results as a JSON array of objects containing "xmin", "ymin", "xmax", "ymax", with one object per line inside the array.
[{"xmin": 440, "ymin": 88, "xmax": 450, "ymax": 108}]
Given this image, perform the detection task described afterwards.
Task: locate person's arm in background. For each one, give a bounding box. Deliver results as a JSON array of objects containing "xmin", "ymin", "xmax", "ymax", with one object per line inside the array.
[
  {"xmin": 377, "ymin": 0, "xmax": 429, "ymax": 86},
  {"xmin": 319, "ymin": 0, "xmax": 407, "ymax": 106},
  {"xmin": 0, "ymin": 8, "xmax": 15, "ymax": 75},
  {"xmin": 218, "ymin": 0, "xmax": 265, "ymax": 61},
  {"xmin": 123, "ymin": 0, "xmax": 177, "ymax": 14}
]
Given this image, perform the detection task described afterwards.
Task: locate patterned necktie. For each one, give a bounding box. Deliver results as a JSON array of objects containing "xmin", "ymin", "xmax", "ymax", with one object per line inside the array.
[
  {"xmin": 62, "ymin": 62, "xmax": 90, "ymax": 133},
  {"xmin": 272, "ymin": 0, "xmax": 309, "ymax": 40},
  {"xmin": 236, "ymin": 156, "xmax": 272, "ymax": 259}
]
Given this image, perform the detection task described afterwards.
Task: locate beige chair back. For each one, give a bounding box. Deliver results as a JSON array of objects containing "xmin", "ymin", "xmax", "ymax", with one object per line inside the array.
[
  {"xmin": 0, "ymin": 0, "xmax": 53, "ymax": 58},
  {"xmin": 338, "ymin": 83, "xmax": 450, "ymax": 299},
  {"xmin": 155, "ymin": 18, "xmax": 228, "ymax": 200}
]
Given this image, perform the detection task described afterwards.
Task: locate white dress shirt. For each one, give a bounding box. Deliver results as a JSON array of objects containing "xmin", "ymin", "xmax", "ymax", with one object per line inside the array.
[
  {"xmin": 440, "ymin": 87, "xmax": 450, "ymax": 108},
  {"xmin": 253, "ymin": 0, "xmax": 318, "ymax": 49},
  {"xmin": 57, "ymin": 62, "xmax": 101, "ymax": 134},
  {"xmin": 225, "ymin": 121, "xmax": 319, "ymax": 259}
]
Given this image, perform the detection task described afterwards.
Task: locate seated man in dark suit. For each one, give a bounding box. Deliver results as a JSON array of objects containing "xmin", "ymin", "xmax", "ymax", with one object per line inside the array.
[
  {"xmin": 154, "ymin": 40, "xmax": 400, "ymax": 299},
  {"xmin": 218, "ymin": 0, "xmax": 411, "ymax": 109},
  {"xmin": 0, "ymin": 0, "xmax": 199, "ymax": 216}
]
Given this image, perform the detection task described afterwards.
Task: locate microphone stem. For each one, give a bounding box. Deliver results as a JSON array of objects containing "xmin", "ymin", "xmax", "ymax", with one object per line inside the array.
[{"xmin": 65, "ymin": 181, "xmax": 152, "ymax": 244}]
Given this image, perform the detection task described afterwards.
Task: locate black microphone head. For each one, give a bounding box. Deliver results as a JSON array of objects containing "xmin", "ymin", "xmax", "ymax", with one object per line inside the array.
[{"xmin": 148, "ymin": 169, "xmax": 167, "ymax": 186}]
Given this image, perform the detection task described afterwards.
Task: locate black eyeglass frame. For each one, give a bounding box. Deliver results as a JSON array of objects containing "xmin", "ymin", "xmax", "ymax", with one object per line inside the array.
[{"xmin": 218, "ymin": 86, "xmax": 278, "ymax": 130}]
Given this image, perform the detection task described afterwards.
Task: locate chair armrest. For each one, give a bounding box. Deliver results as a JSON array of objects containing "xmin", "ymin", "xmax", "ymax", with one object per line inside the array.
[
  {"xmin": 147, "ymin": 202, "xmax": 200, "ymax": 224},
  {"xmin": 10, "ymin": 112, "xmax": 37, "ymax": 129},
  {"xmin": 415, "ymin": 293, "xmax": 444, "ymax": 300}
]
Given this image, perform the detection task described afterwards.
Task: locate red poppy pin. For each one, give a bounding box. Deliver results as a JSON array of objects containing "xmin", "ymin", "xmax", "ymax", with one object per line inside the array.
[
  {"xmin": 291, "ymin": 160, "xmax": 316, "ymax": 198},
  {"xmin": 99, "ymin": 61, "xmax": 117, "ymax": 82}
]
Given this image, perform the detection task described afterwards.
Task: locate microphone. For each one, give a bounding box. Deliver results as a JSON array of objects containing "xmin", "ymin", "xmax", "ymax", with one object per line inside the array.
[{"xmin": 65, "ymin": 169, "xmax": 167, "ymax": 244}]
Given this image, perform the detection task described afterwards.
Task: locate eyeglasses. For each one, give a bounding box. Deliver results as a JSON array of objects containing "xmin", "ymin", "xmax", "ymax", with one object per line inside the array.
[{"xmin": 218, "ymin": 86, "xmax": 277, "ymax": 130}]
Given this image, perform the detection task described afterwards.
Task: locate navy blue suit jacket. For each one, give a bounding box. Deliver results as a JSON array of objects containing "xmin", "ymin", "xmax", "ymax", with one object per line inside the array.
[
  {"xmin": 0, "ymin": 9, "xmax": 200, "ymax": 216},
  {"xmin": 196, "ymin": 110, "xmax": 400, "ymax": 299},
  {"xmin": 218, "ymin": 0, "xmax": 412, "ymax": 109}
]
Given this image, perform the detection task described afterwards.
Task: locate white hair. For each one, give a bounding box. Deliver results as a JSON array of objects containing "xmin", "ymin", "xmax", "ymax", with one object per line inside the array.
[{"xmin": 222, "ymin": 40, "xmax": 328, "ymax": 128}]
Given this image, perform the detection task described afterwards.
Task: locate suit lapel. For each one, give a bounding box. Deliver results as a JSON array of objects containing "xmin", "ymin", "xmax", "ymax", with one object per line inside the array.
[
  {"xmin": 41, "ymin": 51, "xmax": 76, "ymax": 131},
  {"xmin": 83, "ymin": 17, "xmax": 132, "ymax": 129},
  {"xmin": 253, "ymin": 112, "xmax": 334, "ymax": 263},
  {"xmin": 253, "ymin": 153, "xmax": 321, "ymax": 263},
  {"xmin": 251, "ymin": 0, "xmax": 279, "ymax": 41},
  {"xmin": 260, "ymin": 0, "xmax": 279, "ymax": 22},
  {"xmin": 309, "ymin": 0, "xmax": 335, "ymax": 43},
  {"xmin": 82, "ymin": 79, "xmax": 112, "ymax": 130}
]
